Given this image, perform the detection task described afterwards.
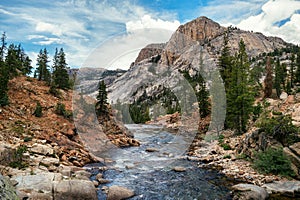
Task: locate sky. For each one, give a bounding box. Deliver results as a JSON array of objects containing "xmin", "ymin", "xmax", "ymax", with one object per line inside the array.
[{"xmin": 1, "ymin": 0, "xmax": 300, "ymax": 70}]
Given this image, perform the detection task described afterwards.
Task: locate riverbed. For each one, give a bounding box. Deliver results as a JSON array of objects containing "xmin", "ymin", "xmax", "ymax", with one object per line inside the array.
[{"xmin": 86, "ymin": 124, "xmax": 233, "ymax": 200}]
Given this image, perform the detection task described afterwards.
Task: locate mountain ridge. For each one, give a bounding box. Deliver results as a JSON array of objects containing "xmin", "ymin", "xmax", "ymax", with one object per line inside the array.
[{"xmin": 108, "ymin": 16, "xmax": 291, "ymax": 103}]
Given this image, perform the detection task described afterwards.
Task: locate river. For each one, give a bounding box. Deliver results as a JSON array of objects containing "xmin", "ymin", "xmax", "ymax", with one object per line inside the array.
[{"xmin": 85, "ymin": 124, "xmax": 233, "ymax": 200}]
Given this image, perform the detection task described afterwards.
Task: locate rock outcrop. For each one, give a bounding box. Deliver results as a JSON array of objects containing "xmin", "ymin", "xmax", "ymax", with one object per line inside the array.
[
  {"xmin": 12, "ymin": 168, "xmax": 97, "ymax": 200},
  {"xmin": 232, "ymin": 183, "xmax": 269, "ymax": 200},
  {"xmin": 134, "ymin": 43, "xmax": 166, "ymax": 64},
  {"xmin": 108, "ymin": 16, "xmax": 288, "ymax": 103}
]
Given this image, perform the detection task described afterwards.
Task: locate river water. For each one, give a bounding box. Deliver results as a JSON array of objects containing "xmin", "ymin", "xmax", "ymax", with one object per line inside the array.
[{"xmin": 86, "ymin": 124, "xmax": 233, "ymax": 200}]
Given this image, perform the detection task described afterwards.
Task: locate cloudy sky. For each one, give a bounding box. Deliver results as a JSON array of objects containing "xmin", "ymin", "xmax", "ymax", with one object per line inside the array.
[{"xmin": 1, "ymin": 0, "xmax": 300, "ymax": 69}]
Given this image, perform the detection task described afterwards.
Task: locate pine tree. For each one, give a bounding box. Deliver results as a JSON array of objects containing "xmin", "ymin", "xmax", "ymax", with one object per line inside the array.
[
  {"xmin": 16, "ymin": 44, "xmax": 32, "ymax": 75},
  {"xmin": 0, "ymin": 32, "xmax": 6, "ymax": 59},
  {"xmin": 95, "ymin": 80, "xmax": 108, "ymax": 115},
  {"xmin": 274, "ymin": 58, "xmax": 284, "ymax": 97},
  {"xmin": 295, "ymin": 52, "xmax": 300, "ymax": 84},
  {"xmin": 0, "ymin": 32, "xmax": 9, "ymax": 106},
  {"xmin": 218, "ymin": 29, "xmax": 233, "ymax": 91},
  {"xmin": 226, "ymin": 39, "xmax": 254, "ymax": 134},
  {"xmin": 52, "ymin": 48, "xmax": 70, "ymax": 89},
  {"xmin": 263, "ymin": 56, "xmax": 273, "ymax": 98},
  {"xmin": 5, "ymin": 44, "xmax": 19, "ymax": 78},
  {"xmin": 196, "ymin": 74, "xmax": 210, "ymax": 118},
  {"xmin": 196, "ymin": 51, "xmax": 210, "ymax": 118},
  {"xmin": 36, "ymin": 48, "xmax": 51, "ymax": 84},
  {"xmin": 290, "ymin": 54, "xmax": 295, "ymax": 89}
]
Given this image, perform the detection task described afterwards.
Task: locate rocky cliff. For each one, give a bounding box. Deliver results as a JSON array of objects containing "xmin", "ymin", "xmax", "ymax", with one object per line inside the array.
[{"xmin": 108, "ymin": 16, "xmax": 289, "ymax": 103}]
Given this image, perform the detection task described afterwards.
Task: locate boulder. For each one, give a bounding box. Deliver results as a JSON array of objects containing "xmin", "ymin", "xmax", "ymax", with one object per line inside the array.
[
  {"xmin": 107, "ymin": 185, "xmax": 135, "ymax": 200},
  {"xmin": 289, "ymin": 142, "xmax": 300, "ymax": 157},
  {"xmin": 280, "ymin": 92, "xmax": 288, "ymax": 100},
  {"xmin": 53, "ymin": 180, "xmax": 97, "ymax": 200},
  {"xmin": 0, "ymin": 174, "xmax": 19, "ymax": 200},
  {"xmin": 13, "ymin": 172, "xmax": 62, "ymax": 199},
  {"xmin": 30, "ymin": 143, "xmax": 54, "ymax": 155},
  {"xmin": 232, "ymin": 183, "xmax": 269, "ymax": 200},
  {"xmin": 40, "ymin": 157, "xmax": 60, "ymax": 167},
  {"xmin": 283, "ymin": 147, "xmax": 300, "ymax": 175},
  {"xmin": 263, "ymin": 181, "xmax": 300, "ymax": 197},
  {"xmin": 173, "ymin": 166, "xmax": 186, "ymax": 172}
]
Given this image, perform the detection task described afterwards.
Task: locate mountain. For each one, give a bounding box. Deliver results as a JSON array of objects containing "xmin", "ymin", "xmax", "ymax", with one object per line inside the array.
[
  {"xmin": 74, "ymin": 67, "xmax": 126, "ymax": 97},
  {"xmin": 108, "ymin": 16, "xmax": 290, "ymax": 103}
]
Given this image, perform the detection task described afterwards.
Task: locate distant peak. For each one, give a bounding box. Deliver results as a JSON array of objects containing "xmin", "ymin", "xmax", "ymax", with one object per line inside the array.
[{"xmin": 176, "ymin": 16, "xmax": 225, "ymax": 43}]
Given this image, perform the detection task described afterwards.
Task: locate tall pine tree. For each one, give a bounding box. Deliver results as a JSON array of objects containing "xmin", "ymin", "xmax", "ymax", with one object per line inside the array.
[
  {"xmin": 295, "ymin": 52, "xmax": 300, "ymax": 84},
  {"xmin": 197, "ymin": 50, "xmax": 210, "ymax": 118},
  {"xmin": 52, "ymin": 48, "xmax": 70, "ymax": 89},
  {"xmin": 0, "ymin": 32, "xmax": 9, "ymax": 106},
  {"xmin": 263, "ymin": 56, "xmax": 273, "ymax": 98},
  {"xmin": 274, "ymin": 58, "xmax": 285, "ymax": 97},
  {"xmin": 218, "ymin": 29, "xmax": 233, "ymax": 92},
  {"xmin": 226, "ymin": 39, "xmax": 254, "ymax": 134},
  {"xmin": 95, "ymin": 80, "xmax": 108, "ymax": 116},
  {"xmin": 36, "ymin": 48, "xmax": 51, "ymax": 84}
]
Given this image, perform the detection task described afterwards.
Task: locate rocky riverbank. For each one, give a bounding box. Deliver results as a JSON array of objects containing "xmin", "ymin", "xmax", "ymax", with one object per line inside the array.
[
  {"xmin": 0, "ymin": 76, "xmax": 139, "ymax": 199},
  {"xmin": 148, "ymin": 98, "xmax": 300, "ymax": 199}
]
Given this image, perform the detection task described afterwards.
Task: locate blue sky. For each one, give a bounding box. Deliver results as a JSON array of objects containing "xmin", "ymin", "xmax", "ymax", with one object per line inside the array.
[{"xmin": 1, "ymin": 0, "xmax": 300, "ymax": 69}]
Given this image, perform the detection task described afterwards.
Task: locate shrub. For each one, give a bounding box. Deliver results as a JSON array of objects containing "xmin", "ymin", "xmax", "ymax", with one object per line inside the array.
[
  {"xmin": 49, "ymin": 85, "xmax": 61, "ymax": 98},
  {"xmin": 223, "ymin": 154, "xmax": 231, "ymax": 159},
  {"xmin": 23, "ymin": 137, "xmax": 32, "ymax": 142},
  {"xmin": 55, "ymin": 102, "xmax": 72, "ymax": 119},
  {"xmin": 257, "ymin": 115, "xmax": 299, "ymax": 146},
  {"xmin": 9, "ymin": 145, "xmax": 28, "ymax": 169},
  {"xmin": 33, "ymin": 102, "xmax": 42, "ymax": 117},
  {"xmin": 253, "ymin": 147, "xmax": 294, "ymax": 177},
  {"xmin": 221, "ymin": 143, "xmax": 232, "ymax": 150}
]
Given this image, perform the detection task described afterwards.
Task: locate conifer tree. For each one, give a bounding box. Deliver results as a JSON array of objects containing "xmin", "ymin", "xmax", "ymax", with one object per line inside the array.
[
  {"xmin": 290, "ymin": 54, "xmax": 295, "ymax": 88},
  {"xmin": 274, "ymin": 58, "xmax": 284, "ymax": 97},
  {"xmin": 263, "ymin": 56, "xmax": 273, "ymax": 98},
  {"xmin": 197, "ymin": 51, "xmax": 210, "ymax": 118},
  {"xmin": 225, "ymin": 39, "xmax": 254, "ymax": 134},
  {"xmin": 196, "ymin": 73, "xmax": 210, "ymax": 118},
  {"xmin": 5, "ymin": 44, "xmax": 19, "ymax": 78},
  {"xmin": 218, "ymin": 29, "xmax": 233, "ymax": 91},
  {"xmin": 95, "ymin": 80, "xmax": 108, "ymax": 116},
  {"xmin": 52, "ymin": 48, "xmax": 70, "ymax": 89},
  {"xmin": 5, "ymin": 44, "xmax": 32, "ymax": 77},
  {"xmin": 0, "ymin": 32, "xmax": 9, "ymax": 106},
  {"xmin": 36, "ymin": 48, "xmax": 51, "ymax": 84},
  {"xmin": 295, "ymin": 52, "xmax": 300, "ymax": 84}
]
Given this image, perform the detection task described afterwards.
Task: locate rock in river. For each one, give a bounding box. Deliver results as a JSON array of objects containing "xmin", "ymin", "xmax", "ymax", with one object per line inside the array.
[{"xmin": 107, "ymin": 185, "xmax": 135, "ymax": 200}]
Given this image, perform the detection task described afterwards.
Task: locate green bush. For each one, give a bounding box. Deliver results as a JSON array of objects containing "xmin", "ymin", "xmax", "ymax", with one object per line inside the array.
[
  {"xmin": 55, "ymin": 102, "xmax": 72, "ymax": 119},
  {"xmin": 49, "ymin": 85, "xmax": 61, "ymax": 98},
  {"xmin": 257, "ymin": 115, "xmax": 299, "ymax": 146},
  {"xmin": 23, "ymin": 136, "xmax": 32, "ymax": 142},
  {"xmin": 9, "ymin": 145, "xmax": 28, "ymax": 169},
  {"xmin": 223, "ymin": 154, "xmax": 231, "ymax": 159},
  {"xmin": 253, "ymin": 147, "xmax": 294, "ymax": 177},
  {"xmin": 33, "ymin": 102, "xmax": 42, "ymax": 117},
  {"xmin": 221, "ymin": 143, "xmax": 232, "ymax": 150}
]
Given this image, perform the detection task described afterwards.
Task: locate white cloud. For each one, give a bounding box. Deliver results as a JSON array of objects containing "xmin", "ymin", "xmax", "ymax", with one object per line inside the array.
[
  {"xmin": 83, "ymin": 15, "xmax": 179, "ymax": 70},
  {"xmin": 126, "ymin": 15, "xmax": 180, "ymax": 32},
  {"xmin": 35, "ymin": 22, "xmax": 63, "ymax": 36},
  {"xmin": 0, "ymin": 1, "xmax": 155, "ymax": 67},
  {"xmin": 196, "ymin": 0, "xmax": 268, "ymax": 24},
  {"xmin": 237, "ymin": 0, "xmax": 300, "ymax": 44}
]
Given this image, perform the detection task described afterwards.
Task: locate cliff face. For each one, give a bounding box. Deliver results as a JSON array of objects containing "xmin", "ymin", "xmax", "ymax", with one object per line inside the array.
[
  {"xmin": 134, "ymin": 43, "xmax": 166, "ymax": 64},
  {"xmin": 108, "ymin": 16, "xmax": 289, "ymax": 103}
]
